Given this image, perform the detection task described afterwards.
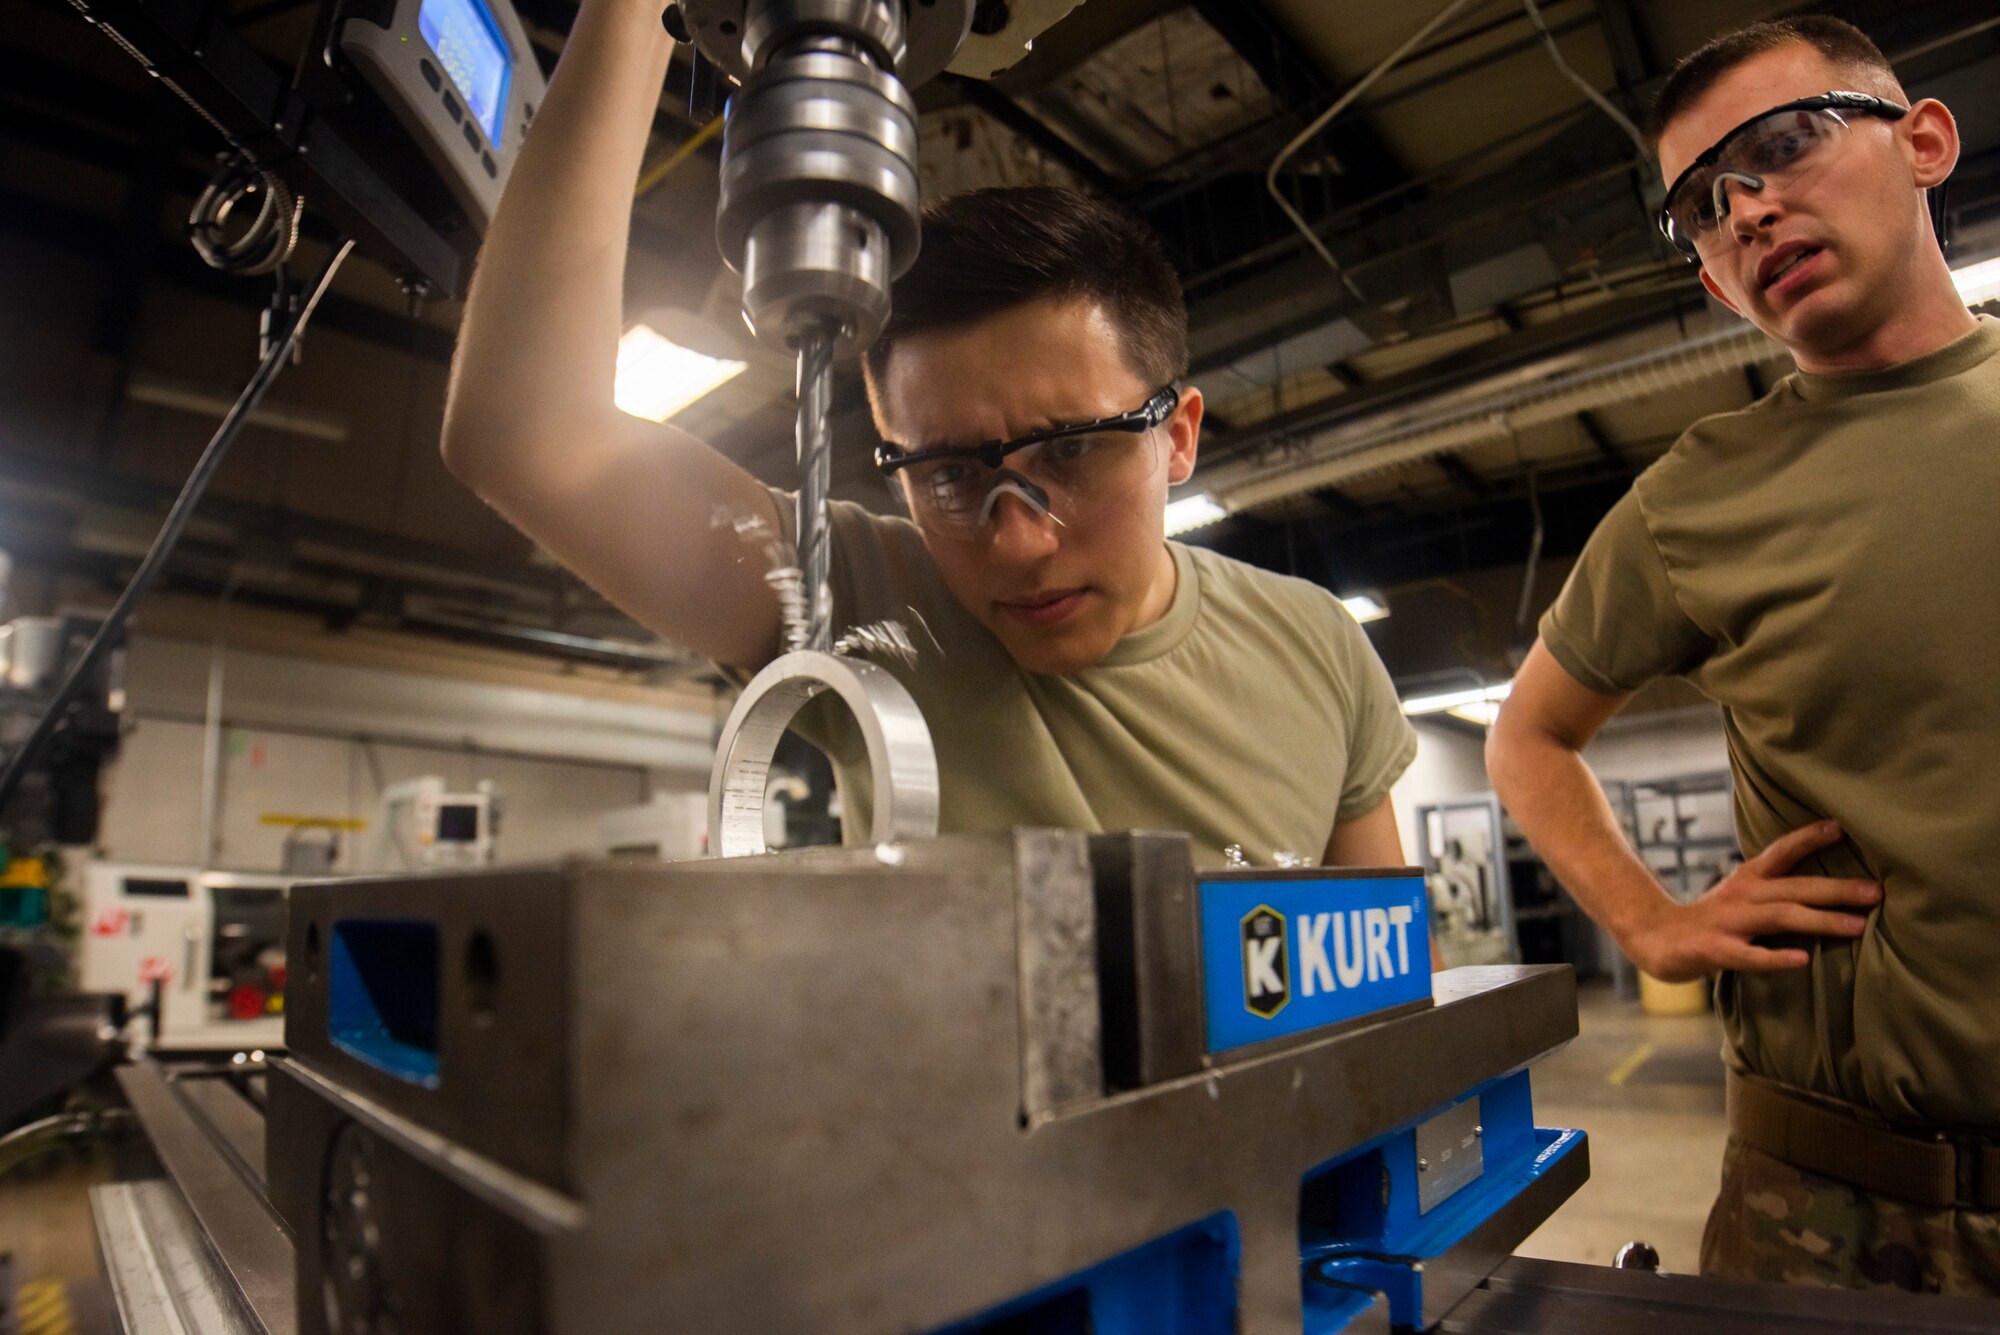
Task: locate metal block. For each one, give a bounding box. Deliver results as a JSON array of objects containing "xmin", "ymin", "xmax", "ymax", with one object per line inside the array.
[{"xmin": 271, "ymin": 831, "xmax": 1580, "ymax": 1334}]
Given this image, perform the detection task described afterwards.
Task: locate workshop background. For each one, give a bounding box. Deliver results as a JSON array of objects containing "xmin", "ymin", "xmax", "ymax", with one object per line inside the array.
[{"xmin": 4, "ymin": 0, "xmax": 2000, "ymax": 1303}]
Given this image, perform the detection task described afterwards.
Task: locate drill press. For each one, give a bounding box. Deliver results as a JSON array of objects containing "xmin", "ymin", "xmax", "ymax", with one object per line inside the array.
[
  {"xmin": 691, "ymin": 0, "xmax": 943, "ymax": 652},
  {"xmin": 677, "ymin": 0, "xmax": 1079, "ymax": 854}
]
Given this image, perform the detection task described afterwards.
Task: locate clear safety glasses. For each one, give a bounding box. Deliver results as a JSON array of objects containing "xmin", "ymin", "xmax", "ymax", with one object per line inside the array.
[
  {"xmin": 1658, "ymin": 91, "xmax": 1907, "ymax": 262},
  {"xmin": 873, "ymin": 386, "xmax": 1178, "ymax": 539}
]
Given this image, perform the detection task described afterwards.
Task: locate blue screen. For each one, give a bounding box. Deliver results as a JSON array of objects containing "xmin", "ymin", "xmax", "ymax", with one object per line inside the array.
[{"xmin": 418, "ymin": 0, "xmax": 511, "ymax": 145}]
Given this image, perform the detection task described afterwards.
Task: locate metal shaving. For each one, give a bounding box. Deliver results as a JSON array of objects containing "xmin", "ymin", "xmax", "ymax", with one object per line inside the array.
[
  {"xmin": 713, "ymin": 504, "xmax": 810, "ymax": 653},
  {"xmin": 712, "ymin": 503, "xmax": 924, "ymax": 664},
  {"xmin": 766, "ymin": 566, "xmax": 809, "ymax": 653},
  {"xmin": 831, "ymin": 619, "xmax": 918, "ymax": 667}
]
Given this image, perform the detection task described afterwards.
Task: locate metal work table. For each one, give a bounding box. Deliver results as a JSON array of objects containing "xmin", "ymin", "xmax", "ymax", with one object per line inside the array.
[
  {"xmin": 81, "ymin": 832, "xmax": 2000, "ymax": 1335},
  {"xmin": 95, "ymin": 1044, "xmax": 2000, "ymax": 1334}
]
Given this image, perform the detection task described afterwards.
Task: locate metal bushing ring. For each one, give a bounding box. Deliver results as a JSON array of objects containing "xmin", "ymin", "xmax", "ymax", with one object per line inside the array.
[{"xmin": 708, "ymin": 650, "xmax": 939, "ymax": 858}]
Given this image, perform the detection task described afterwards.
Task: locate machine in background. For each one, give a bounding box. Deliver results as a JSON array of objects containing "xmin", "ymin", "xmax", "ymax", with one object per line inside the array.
[
  {"xmin": 76, "ymin": 863, "xmax": 291, "ymax": 1055},
  {"xmin": 0, "ymin": 616, "xmax": 123, "ymax": 855},
  {"xmin": 369, "ymin": 775, "xmax": 502, "ymax": 871},
  {"xmin": 1417, "ymin": 794, "xmax": 1611, "ymax": 978}
]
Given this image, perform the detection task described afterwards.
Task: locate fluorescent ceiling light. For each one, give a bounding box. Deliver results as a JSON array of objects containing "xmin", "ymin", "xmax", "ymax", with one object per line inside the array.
[
  {"xmin": 614, "ymin": 323, "xmax": 746, "ymax": 422},
  {"xmin": 128, "ymin": 373, "xmax": 349, "ymax": 441},
  {"xmin": 1402, "ymin": 681, "xmax": 1510, "ymax": 718},
  {"xmin": 1164, "ymin": 493, "xmax": 1228, "ymax": 537},
  {"xmin": 1952, "ymin": 256, "xmax": 2000, "ymax": 308},
  {"xmin": 1446, "ymin": 700, "xmax": 1503, "ymax": 726},
  {"xmin": 1340, "ymin": 593, "xmax": 1389, "ymax": 624}
]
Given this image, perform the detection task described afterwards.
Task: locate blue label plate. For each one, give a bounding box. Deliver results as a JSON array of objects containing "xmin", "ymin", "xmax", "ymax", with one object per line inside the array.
[{"xmin": 1199, "ymin": 873, "xmax": 1431, "ymax": 1054}]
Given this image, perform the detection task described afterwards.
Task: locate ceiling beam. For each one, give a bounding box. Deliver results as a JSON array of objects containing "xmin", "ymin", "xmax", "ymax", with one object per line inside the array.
[
  {"xmin": 1182, "ymin": 0, "xmax": 1409, "ymax": 193},
  {"xmin": 1434, "ymin": 452, "xmax": 1494, "ymax": 497},
  {"xmin": 942, "ymin": 75, "xmax": 1121, "ymax": 196},
  {"xmin": 1196, "ymin": 283, "xmax": 1703, "ymax": 457},
  {"xmin": 1574, "ymin": 410, "xmax": 1626, "ymax": 468},
  {"xmin": 1311, "ymin": 486, "xmax": 1369, "ymax": 519}
]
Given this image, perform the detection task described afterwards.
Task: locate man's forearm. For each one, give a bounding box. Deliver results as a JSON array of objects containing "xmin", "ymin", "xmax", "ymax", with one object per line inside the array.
[
  {"xmin": 1487, "ymin": 723, "xmax": 1672, "ymax": 949},
  {"xmin": 442, "ymin": 0, "xmax": 673, "ymax": 479}
]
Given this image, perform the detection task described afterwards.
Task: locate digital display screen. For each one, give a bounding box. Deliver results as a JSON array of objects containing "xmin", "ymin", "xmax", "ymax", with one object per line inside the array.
[
  {"xmin": 418, "ymin": 0, "xmax": 511, "ymax": 145},
  {"xmin": 435, "ymin": 803, "xmax": 481, "ymax": 843}
]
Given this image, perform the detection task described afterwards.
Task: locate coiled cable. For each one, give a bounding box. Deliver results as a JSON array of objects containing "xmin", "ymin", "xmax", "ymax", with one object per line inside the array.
[{"xmin": 189, "ymin": 152, "xmax": 302, "ymax": 275}]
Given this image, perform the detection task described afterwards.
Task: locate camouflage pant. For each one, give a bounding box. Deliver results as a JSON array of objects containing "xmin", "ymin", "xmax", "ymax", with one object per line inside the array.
[{"xmin": 1700, "ymin": 1135, "xmax": 2000, "ymax": 1295}]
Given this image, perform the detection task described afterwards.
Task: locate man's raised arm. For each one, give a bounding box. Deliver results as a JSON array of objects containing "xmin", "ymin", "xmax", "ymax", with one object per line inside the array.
[
  {"xmin": 440, "ymin": 0, "xmax": 783, "ymax": 670},
  {"xmin": 1488, "ymin": 641, "xmax": 1879, "ymax": 983}
]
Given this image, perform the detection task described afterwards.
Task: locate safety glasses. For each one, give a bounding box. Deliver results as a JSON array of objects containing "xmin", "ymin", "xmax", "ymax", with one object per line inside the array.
[
  {"xmin": 874, "ymin": 386, "xmax": 1179, "ymax": 538},
  {"xmin": 1658, "ymin": 91, "xmax": 1907, "ymax": 262}
]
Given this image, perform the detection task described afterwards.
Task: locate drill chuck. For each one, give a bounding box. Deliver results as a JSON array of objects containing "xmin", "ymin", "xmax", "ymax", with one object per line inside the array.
[{"xmin": 712, "ymin": 2, "xmax": 923, "ymax": 353}]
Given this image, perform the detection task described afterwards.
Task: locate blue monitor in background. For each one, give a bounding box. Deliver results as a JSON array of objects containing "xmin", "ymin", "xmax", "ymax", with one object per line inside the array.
[{"xmin": 418, "ymin": 0, "xmax": 511, "ymax": 144}]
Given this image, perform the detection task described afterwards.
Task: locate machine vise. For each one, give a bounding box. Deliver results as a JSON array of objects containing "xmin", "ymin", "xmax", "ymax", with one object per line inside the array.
[{"xmin": 268, "ymin": 831, "xmax": 1586, "ymax": 1333}]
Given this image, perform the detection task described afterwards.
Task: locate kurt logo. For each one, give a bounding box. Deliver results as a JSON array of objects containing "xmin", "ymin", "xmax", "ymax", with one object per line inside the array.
[
  {"xmin": 1296, "ymin": 906, "xmax": 1417, "ymax": 996},
  {"xmin": 1241, "ymin": 905, "xmax": 1289, "ymax": 1018}
]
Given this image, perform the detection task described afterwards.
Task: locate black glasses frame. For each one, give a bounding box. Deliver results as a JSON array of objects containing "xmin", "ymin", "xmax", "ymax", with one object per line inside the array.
[
  {"xmin": 1657, "ymin": 90, "xmax": 1908, "ymax": 261},
  {"xmin": 874, "ymin": 385, "xmax": 1180, "ymax": 477}
]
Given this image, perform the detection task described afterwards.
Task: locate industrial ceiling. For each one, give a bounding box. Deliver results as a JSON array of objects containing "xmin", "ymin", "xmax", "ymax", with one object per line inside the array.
[{"xmin": 4, "ymin": 0, "xmax": 1998, "ymax": 688}]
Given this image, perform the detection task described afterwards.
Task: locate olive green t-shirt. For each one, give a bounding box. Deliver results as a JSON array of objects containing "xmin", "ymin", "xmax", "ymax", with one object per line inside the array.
[
  {"xmin": 766, "ymin": 493, "xmax": 1416, "ymax": 871},
  {"xmin": 1541, "ymin": 315, "xmax": 2000, "ymax": 1129}
]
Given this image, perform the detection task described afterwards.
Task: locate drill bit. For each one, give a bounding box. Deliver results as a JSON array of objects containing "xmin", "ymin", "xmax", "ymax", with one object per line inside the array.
[{"xmin": 793, "ymin": 321, "xmax": 837, "ymax": 653}]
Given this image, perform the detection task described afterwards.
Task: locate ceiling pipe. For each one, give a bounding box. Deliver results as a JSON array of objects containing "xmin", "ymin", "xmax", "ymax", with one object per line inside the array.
[
  {"xmin": 1264, "ymin": 0, "xmax": 1485, "ymax": 303},
  {"xmin": 1203, "ymin": 319, "xmax": 1788, "ymax": 513}
]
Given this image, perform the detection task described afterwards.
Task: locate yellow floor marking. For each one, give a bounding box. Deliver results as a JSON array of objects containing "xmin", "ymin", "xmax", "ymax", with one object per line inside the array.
[{"xmin": 1606, "ymin": 1041, "xmax": 1657, "ymax": 1087}]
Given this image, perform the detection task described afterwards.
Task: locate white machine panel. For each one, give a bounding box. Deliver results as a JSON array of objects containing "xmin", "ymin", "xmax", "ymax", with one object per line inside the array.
[{"xmin": 80, "ymin": 862, "xmax": 291, "ymax": 1052}]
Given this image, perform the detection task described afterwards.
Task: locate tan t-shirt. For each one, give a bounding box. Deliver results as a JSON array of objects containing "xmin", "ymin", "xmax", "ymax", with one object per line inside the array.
[
  {"xmin": 764, "ymin": 493, "xmax": 1416, "ymax": 870},
  {"xmin": 1542, "ymin": 315, "xmax": 2000, "ymax": 1129}
]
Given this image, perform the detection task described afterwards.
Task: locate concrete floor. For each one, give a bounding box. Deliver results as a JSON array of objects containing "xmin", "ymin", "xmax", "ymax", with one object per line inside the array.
[
  {"xmin": 0, "ymin": 1147, "xmax": 117, "ymax": 1335},
  {"xmin": 1516, "ymin": 979, "xmax": 1729, "ymax": 1274}
]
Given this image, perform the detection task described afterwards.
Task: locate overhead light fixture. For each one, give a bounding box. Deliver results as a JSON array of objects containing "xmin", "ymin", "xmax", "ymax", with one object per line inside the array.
[
  {"xmin": 127, "ymin": 373, "xmax": 349, "ymax": 441},
  {"xmin": 1402, "ymin": 681, "xmax": 1510, "ymax": 720},
  {"xmin": 614, "ymin": 322, "xmax": 747, "ymax": 422},
  {"xmin": 1164, "ymin": 492, "xmax": 1228, "ymax": 537},
  {"xmin": 1952, "ymin": 256, "xmax": 2000, "ymax": 308},
  {"xmin": 1340, "ymin": 592, "xmax": 1389, "ymax": 624}
]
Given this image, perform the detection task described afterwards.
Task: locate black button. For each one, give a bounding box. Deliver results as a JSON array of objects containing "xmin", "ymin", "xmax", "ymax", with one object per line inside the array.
[
  {"xmin": 462, "ymin": 121, "xmax": 479, "ymax": 149},
  {"xmin": 441, "ymin": 89, "xmax": 461, "ymax": 122},
  {"xmin": 481, "ymin": 151, "xmax": 496, "ymax": 177},
  {"xmin": 420, "ymin": 58, "xmax": 440, "ymax": 90}
]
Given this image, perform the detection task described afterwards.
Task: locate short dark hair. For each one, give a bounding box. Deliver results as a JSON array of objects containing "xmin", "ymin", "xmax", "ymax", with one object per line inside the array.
[
  {"xmin": 1645, "ymin": 16, "xmax": 1903, "ymax": 150},
  {"xmin": 862, "ymin": 186, "xmax": 1188, "ymax": 392}
]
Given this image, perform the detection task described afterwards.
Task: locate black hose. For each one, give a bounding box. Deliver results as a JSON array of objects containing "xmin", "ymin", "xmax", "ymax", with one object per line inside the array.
[{"xmin": 0, "ymin": 239, "xmax": 355, "ymax": 815}]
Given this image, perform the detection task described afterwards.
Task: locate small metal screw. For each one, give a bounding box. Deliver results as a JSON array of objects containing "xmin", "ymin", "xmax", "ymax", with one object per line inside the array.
[
  {"xmin": 1474, "ymin": 1125, "xmax": 1484, "ymax": 1138},
  {"xmin": 1418, "ymin": 1156, "xmax": 1429, "ymax": 1172}
]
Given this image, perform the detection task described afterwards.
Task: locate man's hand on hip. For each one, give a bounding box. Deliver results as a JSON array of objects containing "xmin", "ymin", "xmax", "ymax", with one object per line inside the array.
[{"xmin": 1623, "ymin": 821, "xmax": 1882, "ymax": 982}]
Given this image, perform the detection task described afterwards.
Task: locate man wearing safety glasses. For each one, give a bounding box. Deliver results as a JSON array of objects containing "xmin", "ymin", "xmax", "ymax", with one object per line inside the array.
[
  {"xmin": 1489, "ymin": 16, "xmax": 1999, "ymax": 1295},
  {"xmin": 755, "ymin": 187, "xmax": 1418, "ymax": 872},
  {"xmin": 440, "ymin": 0, "xmax": 1418, "ymax": 878}
]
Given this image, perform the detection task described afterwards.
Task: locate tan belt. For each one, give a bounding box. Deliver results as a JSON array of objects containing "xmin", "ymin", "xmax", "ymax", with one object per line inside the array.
[{"xmin": 1727, "ymin": 1068, "xmax": 2000, "ymax": 1210}]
